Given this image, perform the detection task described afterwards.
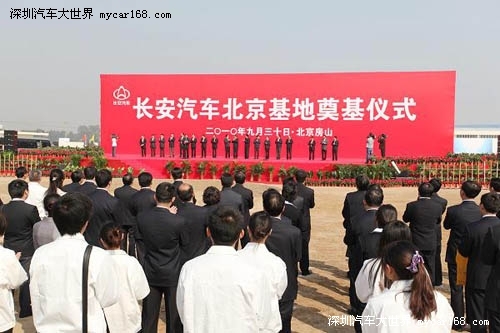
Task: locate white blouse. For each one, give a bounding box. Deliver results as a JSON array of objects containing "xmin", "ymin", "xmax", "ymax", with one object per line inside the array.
[{"xmin": 355, "ymin": 258, "xmax": 385, "ymax": 303}]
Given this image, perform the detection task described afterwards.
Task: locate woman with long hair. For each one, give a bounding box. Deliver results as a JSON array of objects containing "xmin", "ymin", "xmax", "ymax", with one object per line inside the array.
[
  {"xmin": 362, "ymin": 240, "xmax": 453, "ymax": 332},
  {"xmin": 45, "ymin": 168, "xmax": 66, "ymax": 196},
  {"xmin": 99, "ymin": 223, "xmax": 150, "ymax": 333}
]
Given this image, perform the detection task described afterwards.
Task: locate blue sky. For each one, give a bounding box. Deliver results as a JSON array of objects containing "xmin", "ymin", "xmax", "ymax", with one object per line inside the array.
[{"xmin": 1, "ymin": 0, "xmax": 499, "ymax": 131}]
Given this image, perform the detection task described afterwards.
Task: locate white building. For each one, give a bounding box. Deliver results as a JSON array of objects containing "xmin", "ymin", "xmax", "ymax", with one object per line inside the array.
[{"xmin": 454, "ymin": 126, "xmax": 500, "ymax": 154}]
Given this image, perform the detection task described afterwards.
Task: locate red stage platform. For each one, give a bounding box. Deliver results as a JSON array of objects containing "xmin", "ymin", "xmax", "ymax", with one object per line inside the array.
[{"xmin": 106, "ymin": 154, "xmax": 365, "ymax": 181}]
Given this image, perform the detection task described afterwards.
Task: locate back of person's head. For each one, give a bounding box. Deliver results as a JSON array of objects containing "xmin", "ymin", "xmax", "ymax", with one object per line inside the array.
[
  {"xmin": 295, "ymin": 169, "xmax": 308, "ymax": 183},
  {"xmin": 138, "ymin": 172, "xmax": 153, "ymax": 187},
  {"xmin": 378, "ymin": 221, "xmax": 411, "ymax": 256},
  {"xmin": 368, "ymin": 183, "xmax": 383, "ymax": 192},
  {"xmin": 429, "ymin": 178, "xmax": 442, "ymax": 193},
  {"xmin": 203, "ymin": 186, "xmax": 220, "ymax": 206},
  {"xmin": 234, "ymin": 171, "xmax": 246, "ymax": 185},
  {"xmin": 375, "ymin": 204, "xmax": 398, "ymax": 228},
  {"xmin": 44, "ymin": 193, "xmax": 60, "ymax": 217},
  {"xmin": 263, "ymin": 188, "xmax": 285, "ymax": 217},
  {"xmin": 461, "ymin": 180, "xmax": 481, "ymax": 199},
  {"xmin": 355, "ymin": 174, "xmax": 370, "ymax": 191},
  {"xmin": 171, "ymin": 167, "xmax": 183, "ymax": 180},
  {"xmin": 95, "ymin": 169, "xmax": 112, "ymax": 188},
  {"xmin": 16, "ymin": 166, "xmax": 28, "ymax": 179},
  {"xmin": 364, "ymin": 188, "xmax": 384, "ymax": 207},
  {"xmin": 208, "ymin": 206, "xmax": 243, "ymax": 246},
  {"xmin": 8, "ymin": 179, "xmax": 28, "ymax": 199},
  {"xmin": 48, "ymin": 168, "xmax": 65, "ymax": 190},
  {"xmin": 480, "ymin": 192, "xmax": 500, "ymax": 214},
  {"xmin": 248, "ymin": 211, "xmax": 272, "ymax": 242},
  {"xmin": 83, "ymin": 166, "xmax": 97, "ymax": 180},
  {"xmin": 99, "ymin": 222, "xmax": 123, "ymax": 249},
  {"xmin": 29, "ymin": 169, "xmax": 42, "ymax": 182},
  {"xmin": 490, "ymin": 177, "xmax": 500, "ymax": 192},
  {"xmin": 70, "ymin": 169, "xmax": 83, "ymax": 183},
  {"xmin": 122, "ymin": 172, "xmax": 134, "ymax": 186},
  {"xmin": 282, "ymin": 179, "xmax": 298, "ymax": 202},
  {"xmin": 53, "ymin": 192, "xmax": 93, "ymax": 235},
  {"xmin": 178, "ymin": 183, "xmax": 194, "ymax": 202},
  {"xmin": 418, "ymin": 182, "xmax": 433, "ymax": 198},
  {"xmin": 0, "ymin": 213, "xmax": 7, "ymax": 236},
  {"xmin": 155, "ymin": 182, "xmax": 175, "ymax": 204},
  {"xmin": 382, "ymin": 240, "xmax": 436, "ymax": 321},
  {"xmin": 220, "ymin": 173, "xmax": 234, "ymax": 188}
]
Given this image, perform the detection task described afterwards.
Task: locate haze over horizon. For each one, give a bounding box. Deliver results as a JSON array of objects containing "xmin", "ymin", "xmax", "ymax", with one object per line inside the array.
[{"xmin": 1, "ymin": 0, "xmax": 499, "ymax": 132}]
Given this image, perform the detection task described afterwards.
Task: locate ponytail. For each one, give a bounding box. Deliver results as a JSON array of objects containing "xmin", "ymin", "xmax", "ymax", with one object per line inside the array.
[{"xmin": 409, "ymin": 261, "xmax": 436, "ymax": 320}]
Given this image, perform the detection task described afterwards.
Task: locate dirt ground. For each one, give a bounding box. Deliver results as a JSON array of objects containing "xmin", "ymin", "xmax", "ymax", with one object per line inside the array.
[{"xmin": 0, "ymin": 177, "xmax": 466, "ymax": 333}]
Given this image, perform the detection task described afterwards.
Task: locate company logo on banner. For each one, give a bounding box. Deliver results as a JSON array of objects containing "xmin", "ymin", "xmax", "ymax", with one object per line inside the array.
[{"xmin": 100, "ymin": 72, "xmax": 456, "ymax": 158}]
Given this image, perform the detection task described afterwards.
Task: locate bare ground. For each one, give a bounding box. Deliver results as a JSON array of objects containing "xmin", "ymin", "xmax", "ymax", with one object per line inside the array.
[{"xmin": 0, "ymin": 177, "xmax": 464, "ymax": 333}]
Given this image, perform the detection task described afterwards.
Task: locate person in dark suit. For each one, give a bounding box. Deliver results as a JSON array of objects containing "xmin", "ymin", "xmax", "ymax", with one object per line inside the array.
[
  {"xmin": 176, "ymin": 183, "xmax": 210, "ymax": 261},
  {"xmin": 231, "ymin": 135, "xmax": 239, "ymax": 159},
  {"xmin": 377, "ymin": 134, "xmax": 386, "ymax": 158},
  {"xmin": 308, "ymin": 136, "xmax": 316, "ymax": 160},
  {"xmin": 190, "ymin": 134, "xmax": 197, "ymax": 158},
  {"xmin": 150, "ymin": 135, "xmax": 156, "ymax": 157},
  {"xmin": 224, "ymin": 135, "xmax": 231, "ymax": 158},
  {"xmin": 77, "ymin": 166, "xmax": 97, "ymax": 196},
  {"xmin": 282, "ymin": 179, "xmax": 304, "ymax": 232},
  {"xmin": 481, "ymin": 215, "xmax": 500, "ymax": 332},
  {"xmin": 263, "ymin": 189, "xmax": 302, "ymax": 333},
  {"xmin": 168, "ymin": 133, "xmax": 176, "ymax": 158},
  {"xmin": 403, "ymin": 182, "xmax": 444, "ymax": 285},
  {"xmin": 2, "ymin": 179, "xmax": 40, "ymax": 318},
  {"xmin": 159, "ymin": 134, "xmax": 166, "ymax": 158},
  {"xmin": 232, "ymin": 171, "xmax": 254, "ymax": 247},
  {"xmin": 170, "ymin": 167, "xmax": 184, "ymax": 207},
  {"xmin": 359, "ymin": 204, "xmax": 398, "ymax": 260},
  {"xmin": 254, "ymin": 135, "xmax": 261, "ymax": 159},
  {"xmin": 84, "ymin": 169, "xmax": 119, "ymax": 247},
  {"xmin": 178, "ymin": 134, "xmax": 184, "ymax": 158},
  {"xmin": 443, "ymin": 180, "xmax": 482, "ymax": 331},
  {"xmin": 275, "ymin": 134, "xmax": 283, "ymax": 160},
  {"xmin": 211, "ymin": 135, "xmax": 218, "ymax": 158},
  {"xmin": 429, "ymin": 178, "xmax": 448, "ymax": 286},
  {"xmin": 264, "ymin": 136, "xmax": 271, "ymax": 160},
  {"xmin": 244, "ymin": 134, "xmax": 250, "ymax": 159},
  {"xmin": 62, "ymin": 169, "xmax": 83, "ymax": 193},
  {"xmin": 490, "ymin": 178, "xmax": 500, "ymax": 218},
  {"xmin": 140, "ymin": 135, "xmax": 147, "ymax": 157},
  {"xmin": 202, "ymin": 186, "xmax": 221, "ymax": 218},
  {"xmin": 137, "ymin": 182, "xmax": 188, "ymax": 333},
  {"xmin": 182, "ymin": 135, "xmax": 190, "ymax": 159},
  {"xmin": 332, "ymin": 136, "xmax": 339, "ymax": 161},
  {"xmin": 114, "ymin": 172, "xmax": 138, "ymax": 254},
  {"xmin": 219, "ymin": 173, "xmax": 244, "ymax": 215},
  {"xmin": 460, "ymin": 193, "xmax": 500, "ymax": 333},
  {"xmin": 321, "ymin": 136, "xmax": 328, "ymax": 160},
  {"xmin": 295, "ymin": 169, "xmax": 315, "ymax": 276},
  {"xmin": 285, "ymin": 136, "xmax": 293, "ymax": 160},
  {"xmin": 200, "ymin": 135, "xmax": 207, "ymax": 158}
]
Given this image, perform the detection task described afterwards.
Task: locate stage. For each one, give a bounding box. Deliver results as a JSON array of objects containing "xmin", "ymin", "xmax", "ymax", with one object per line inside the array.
[{"xmin": 105, "ymin": 153, "xmax": 366, "ymax": 181}]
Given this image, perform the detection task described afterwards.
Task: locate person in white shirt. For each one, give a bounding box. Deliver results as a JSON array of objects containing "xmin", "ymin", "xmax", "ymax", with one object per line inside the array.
[
  {"xmin": 366, "ymin": 133, "xmax": 375, "ymax": 163},
  {"xmin": 32, "ymin": 194, "xmax": 61, "ymax": 249},
  {"xmin": 177, "ymin": 206, "xmax": 267, "ymax": 333},
  {"xmin": 238, "ymin": 211, "xmax": 288, "ymax": 333},
  {"xmin": 362, "ymin": 240, "xmax": 453, "ymax": 333},
  {"xmin": 99, "ymin": 223, "xmax": 149, "ymax": 333},
  {"xmin": 0, "ymin": 213, "xmax": 28, "ymax": 333},
  {"xmin": 25, "ymin": 169, "xmax": 48, "ymax": 219},
  {"xmin": 30, "ymin": 192, "xmax": 119, "ymax": 333}
]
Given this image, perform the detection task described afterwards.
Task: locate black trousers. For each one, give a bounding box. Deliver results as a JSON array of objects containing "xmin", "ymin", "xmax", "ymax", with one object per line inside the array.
[
  {"xmin": 276, "ymin": 147, "xmax": 281, "ymax": 159},
  {"xmin": 420, "ymin": 249, "xmax": 436, "ymax": 285},
  {"xmin": 278, "ymin": 299, "xmax": 294, "ymax": 333},
  {"xmin": 448, "ymin": 262, "xmax": 465, "ymax": 324},
  {"xmin": 120, "ymin": 225, "xmax": 136, "ymax": 256},
  {"xmin": 265, "ymin": 149, "xmax": 270, "ymax": 159},
  {"xmin": 225, "ymin": 148, "xmax": 230, "ymax": 158},
  {"xmin": 201, "ymin": 146, "xmax": 206, "ymax": 158},
  {"xmin": 233, "ymin": 147, "xmax": 238, "ymax": 158},
  {"xmin": 169, "ymin": 146, "xmax": 174, "ymax": 157},
  {"xmin": 487, "ymin": 309, "xmax": 500, "ymax": 333},
  {"xmin": 321, "ymin": 149, "xmax": 327, "ymax": 160},
  {"xmin": 309, "ymin": 150, "xmax": 314, "ymax": 160},
  {"xmin": 466, "ymin": 288, "xmax": 487, "ymax": 333},
  {"xmin": 212, "ymin": 148, "xmax": 217, "ymax": 158},
  {"xmin": 332, "ymin": 148, "xmax": 338, "ymax": 161},
  {"xmin": 286, "ymin": 148, "xmax": 292, "ymax": 159},
  {"xmin": 19, "ymin": 256, "xmax": 32, "ymax": 318},
  {"xmin": 160, "ymin": 147, "xmax": 165, "ymax": 157},
  {"xmin": 300, "ymin": 231, "xmax": 310, "ymax": 274},
  {"xmin": 191, "ymin": 147, "xmax": 196, "ymax": 158},
  {"xmin": 151, "ymin": 148, "xmax": 156, "ymax": 157},
  {"xmin": 244, "ymin": 146, "xmax": 250, "ymax": 159},
  {"xmin": 254, "ymin": 148, "xmax": 259, "ymax": 159},
  {"xmin": 141, "ymin": 147, "xmax": 146, "ymax": 157},
  {"xmin": 142, "ymin": 285, "xmax": 182, "ymax": 333},
  {"xmin": 434, "ymin": 244, "xmax": 443, "ymax": 286}
]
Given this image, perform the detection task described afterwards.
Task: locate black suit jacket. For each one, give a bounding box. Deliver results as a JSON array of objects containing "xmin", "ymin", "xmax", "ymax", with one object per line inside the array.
[
  {"xmin": 345, "ymin": 209, "xmax": 378, "ymax": 274},
  {"xmin": 84, "ymin": 189, "xmax": 119, "ymax": 247},
  {"xmin": 231, "ymin": 184, "xmax": 254, "ymax": 226},
  {"xmin": 129, "ymin": 188, "xmax": 156, "ymax": 217},
  {"xmin": 77, "ymin": 181, "xmax": 97, "ymax": 196},
  {"xmin": 459, "ymin": 215, "xmax": 500, "ymax": 290},
  {"xmin": 443, "ymin": 200, "xmax": 481, "ymax": 264},
  {"xmin": 171, "ymin": 180, "xmax": 184, "ymax": 208},
  {"xmin": 283, "ymin": 203, "xmax": 304, "ymax": 233},
  {"xmin": 342, "ymin": 190, "xmax": 366, "ymax": 255},
  {"xmin": 114, "ymin": 185, "xmax": 138, "ymax": 227},
  {"xmin": 296, "ymin": 183, "xmax": 314, "ymax": 217},
  {"xmin": 61, "ymin": 182, "xmax": 81, "ymax": 193},
  {"xmin": 2, "ymin": 200, "xmax": 40, "ymax": 258},
  {"xmin": 431, "ymin": 193, "xmax": 448, "ymax": 242},
  {"xmin": 219, "ymin": 188, "xmax": 244, "ymax": 215},
  {"xmin": 402, "ymin": 198, "xmax": 443, "ymax": 251},
  {"xmin": 360, "ymin": 229, "xmax": 382, "ymax": 260},
  {"xmin": 137, "ymin": 207, "xmax": 188, "ymax": 287},
  {"xmin": 114, "ymin": 185, "xmax": 138, "ymax": 205},
  {"xmin": 482, "ymin": 223, "xmax": 500, "ymax": 311},
  {"xmin": 265, "ymin": 216, "xmax": 302, "ymax": 302},
  {"xmin": 176, "ymin": 201, "xmax": 210, "ymax": 261}
]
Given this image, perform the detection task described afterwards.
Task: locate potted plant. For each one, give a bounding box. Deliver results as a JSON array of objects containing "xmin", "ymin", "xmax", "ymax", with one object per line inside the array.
[
  {"xmin": 165, "ymin": 161, "xmax": 176, "ymax": 174},
  {"xmin": 250, "ymin": 162, "xmax": 264, "ymax": 182},
  {"xmin": 209, "ymin": 163, "xmax": 218, "ymax": 179},
  {"xmin": 222, "ymin": 163, "xmax": 231, "ymax": 174},
  {"xmin": 181, "ymin": 160, "xmax": 192, "ymax": 179},
  {"xmin": 197, "ymin": 161, "xmax": 207, "ymax": 179},
  {"xmin": 278, "ymin": 166, "xmax": 287, "ymax": 183},
  {"xmin": 267, "ymin": 165, "xmax": 275, "ymax": 182}
]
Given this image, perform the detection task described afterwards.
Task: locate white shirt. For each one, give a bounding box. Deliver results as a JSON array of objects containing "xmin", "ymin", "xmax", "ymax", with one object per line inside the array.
[
  {"xmin": 177, "ymin": 245, "xmax": 267, "ymax": 333},
  {"xmin": 103, "ymin": 250, "xmax": 150, "ymax": 333},
  {"xmin": 362, "ymin": 279, "xmax": 453, "ymax": 333},
  {"xmin": 30, "ymin": 233, "xmax": 120, "ymax": 333},
  {"xmin": 0, "ymin": 245, "xmax": 27, "ymax": 331},
  {"xmin": 355, "ymin": 258, "xmax": 384, "ymax": 303},
  {"xmin": 111, "ymin": 137, "xmax": 117, "ymax": 147},
  {"xmin": 366, "ymin": 137, "xmax": 374, "ymax": 149},
  {"xmin": 26, "ymin": 181, "xmax": 48, "ymax": 219},
  {"xmin": 238, "ymin": 242, "xmax": 288, "ymax": 333},
  {"xmin": 33, "ymin": 217, "xmax": 60, "ymax": 249}
]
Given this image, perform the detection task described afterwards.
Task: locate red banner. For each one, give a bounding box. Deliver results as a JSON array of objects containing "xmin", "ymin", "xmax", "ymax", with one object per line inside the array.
[{"xmin": 100, "ymin": 71, "xmax": 455, "ymax": 159}]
